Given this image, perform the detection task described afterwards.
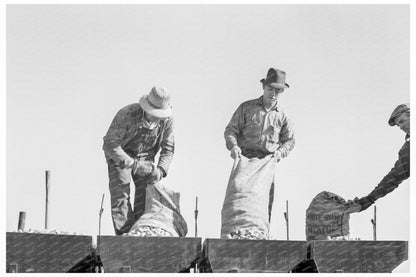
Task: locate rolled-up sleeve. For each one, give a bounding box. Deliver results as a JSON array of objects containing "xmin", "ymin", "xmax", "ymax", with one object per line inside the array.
[
  {"xmin": 224, "ymin": 104, "xmax": 244, "ymax": 150},
  {"xmin": 103, "ymin": 108, "xmax": 134, "ymax": 167},
  {"xmin": 276, "ymin": 116, "xmax": 295, "ymax": 158},
  {"xmin": 157, "ymin": 117, "xmax": 175, "ymax": 176}
]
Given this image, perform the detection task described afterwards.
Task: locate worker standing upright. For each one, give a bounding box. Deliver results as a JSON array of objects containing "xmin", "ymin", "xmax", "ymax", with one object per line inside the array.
[{"xmin": 222, "ymin": 68, "xmax": 295, "ymax": 239}]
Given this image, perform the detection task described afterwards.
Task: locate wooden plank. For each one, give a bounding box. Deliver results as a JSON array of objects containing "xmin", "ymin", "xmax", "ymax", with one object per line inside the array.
[
  {"xmin": 98, "ymin": 236, "xmax": 201, "ymax": 273},
  {"xmin": 6, "ymin": 232, "xmax": 92, "ymax": 273},
  {"xmin": 310, "ymin": 240, "xmax": 408, "ymax": 273},
  {"xmin": 201, "ymin": 239, "xmax": 307, "ymax": 273}
]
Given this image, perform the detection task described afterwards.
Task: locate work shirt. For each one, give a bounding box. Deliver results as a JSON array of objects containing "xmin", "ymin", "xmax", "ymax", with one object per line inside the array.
[
  {"xmin": 224, "ymin": 96, "xmax": 295, "ymax": 158},
  {"xmin": 123, "ymin": 122, "xmax": 162, "ymax": 161},
  {"xmin": 368, "ymin": 135, "xmax": 410, "ymax": 201},
  {"xmin": 103, "ymin": 103, "xmax": 174, "ymax": 176}
]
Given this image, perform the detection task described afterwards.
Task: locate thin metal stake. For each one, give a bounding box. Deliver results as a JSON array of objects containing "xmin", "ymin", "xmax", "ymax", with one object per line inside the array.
[
  {"xmin": 45, "ymin": 170, "xmax": 50, "ymax": 230},
  {"xmin": 194, "ymin": 196, "xmax": 199, "ymax": 238},
  {"xmin": 193, "ymin": 196, "xmax": 199, "ymax": 273},
  {"xmin": 98, "ymin": 193, "xmax": 105, "ymax": 254},
  {"xmin": 284, "ymin": 200, "xmax": 289, "ymax": 241},
  {"xmin": 371, "ymin": 205, "xmax": 377, "ymax": 241}
]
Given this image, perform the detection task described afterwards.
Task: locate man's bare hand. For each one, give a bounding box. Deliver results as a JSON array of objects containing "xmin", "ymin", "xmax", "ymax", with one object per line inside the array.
[{"xmin": 230, "ymin": 146, "xmax": 242, "ymax": 159}]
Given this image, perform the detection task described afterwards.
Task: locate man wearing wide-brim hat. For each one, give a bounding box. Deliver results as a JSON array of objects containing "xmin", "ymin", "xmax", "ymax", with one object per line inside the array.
[
  {"xmin": 352, "ymin": 103, "xmax": 410, "ymax": 212},
  {"xmin": 223, "ymin": 68, "xmax": 295, "ymax": 234},
  {"xmin": 103, "ymin": 86, "xmax": 174, "ymax": 235}
]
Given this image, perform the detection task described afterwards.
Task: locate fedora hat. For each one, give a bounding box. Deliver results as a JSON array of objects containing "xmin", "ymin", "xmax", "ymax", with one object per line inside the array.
[
  {"xmin": 139, "ymin": 86, "xmax": 172, "ymax": 118},
  {"xmin": 260, "ymin": 68, "xmax": 290, "ymax": 89}
]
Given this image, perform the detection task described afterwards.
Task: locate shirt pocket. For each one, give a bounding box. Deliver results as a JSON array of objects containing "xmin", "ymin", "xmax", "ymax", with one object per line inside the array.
[
  {"xmin": 265, "ymin": 125, "xmax": 281, "ymax": 143},
  {"xmin": 245, "ymin": 114, "xmax": 261, "ymax": 130}
]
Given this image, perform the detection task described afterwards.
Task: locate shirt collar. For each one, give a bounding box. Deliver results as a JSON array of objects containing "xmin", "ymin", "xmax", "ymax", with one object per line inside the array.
[
  {"xmin": 138, "ymin": 107, "xmax": 162, "ymax": 128},
  {"xmin": 256, "ymin": 96, "xmax": 280, "ymax": 111}
]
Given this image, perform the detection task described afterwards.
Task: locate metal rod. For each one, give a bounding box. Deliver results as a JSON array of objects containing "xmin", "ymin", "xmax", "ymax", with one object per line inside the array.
[
  {"xmin": 98, "ymin": 193, "xmax": 105, "ymax": 254},
  {"xmin": 286, "ymin": 200, "xmax": 289, "ymax": 240},
  {"xmin": 45, "ymin": 170, "xmax": 50, "ymax": 230},
  {"xmin": 284, "ymin": 200, "xmax": 289, "ymax": 240},
  {"xmin": 18, "ymin": 211, "xmax": 26, "ymax": 231},
  {"xmin": 371, "ymin": 206, "xmax": 377, "ymax": 241},
  {"xmin": 194, "ymin": 196, "xmax": 198, "ymax": 238},
  {"xmin": 194, "ymin": 197, "xmax": 199, "ymax": 274}
]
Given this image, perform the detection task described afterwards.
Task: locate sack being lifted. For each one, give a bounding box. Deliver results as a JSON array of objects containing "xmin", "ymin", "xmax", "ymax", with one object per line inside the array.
[
  {"xmin": 221, "ymin": 155, "xmax": 277, "ymax": 239},
  {"xmin": 305, "ymin": 191, "xmax": 359, "ymax": 240},
  {"xmin": 128, "ymin": 183, "xmax": 188, "ymax": 237}
]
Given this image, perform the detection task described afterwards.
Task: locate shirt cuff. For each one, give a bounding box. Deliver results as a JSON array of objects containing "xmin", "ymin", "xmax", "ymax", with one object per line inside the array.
[{"xmin": 157, "ymin": 166, "xmax": 167, "ymax": 178}]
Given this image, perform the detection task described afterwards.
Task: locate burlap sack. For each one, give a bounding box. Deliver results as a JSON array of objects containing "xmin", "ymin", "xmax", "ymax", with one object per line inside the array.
[
  {"xmin": 305, "ymin": 191, "xmax": 354, "ymax": 240},
  {"xmin": 129, "ymin": 183, "xmax": 187, "ymax": 237},
  {"xmin": 221, "ymin": 155, "xmax": 277, "ymax": 239}
]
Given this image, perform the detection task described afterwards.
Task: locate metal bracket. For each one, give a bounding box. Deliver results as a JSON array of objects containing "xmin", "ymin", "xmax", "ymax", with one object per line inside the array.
[
  {"xmin": 119, "ymin": 266, "xmax": 131, "ymax": 273},
  {"xmin": 7, "ymin": 263, "xmax": 18, "ymax": 273}
]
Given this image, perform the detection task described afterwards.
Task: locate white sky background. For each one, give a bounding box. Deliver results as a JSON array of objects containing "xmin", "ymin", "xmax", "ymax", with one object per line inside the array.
[{"xmin": 5, "ymin": 4, "xmax": 411, "ymax": 271}]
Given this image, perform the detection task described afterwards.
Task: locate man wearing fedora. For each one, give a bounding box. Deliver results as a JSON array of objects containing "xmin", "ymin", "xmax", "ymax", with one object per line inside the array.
[
  {"xmin": 224, "ymin": 68, "xmax": 295, "ymax": 222},
  {"xmin": 103, "ymin": 86, "xmax": 174, "ymax": 235},
  {"xmin": 352, "ymin": 104, "xmax": 410, "ymax": 212}
]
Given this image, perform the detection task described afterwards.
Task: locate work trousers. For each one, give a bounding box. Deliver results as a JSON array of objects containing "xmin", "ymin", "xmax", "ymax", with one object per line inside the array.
[{"xmin": 107, "ymin": 158, "xmax": 155, "ymax": 235}]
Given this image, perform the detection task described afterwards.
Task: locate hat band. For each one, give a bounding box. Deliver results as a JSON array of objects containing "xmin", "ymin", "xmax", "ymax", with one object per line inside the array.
[
  {"xmin": 265, "ymin": 78, "xmax": 285, "ymax": 85},
  {"xmin": 147, "ymin": 96, "xmax": 164, "ymax": 110}
]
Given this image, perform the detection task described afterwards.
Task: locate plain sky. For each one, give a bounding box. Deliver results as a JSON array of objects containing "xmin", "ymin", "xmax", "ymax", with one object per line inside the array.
[{"xmin": 5, "ymin": 4, "xmax": 411, "ymax": 271}]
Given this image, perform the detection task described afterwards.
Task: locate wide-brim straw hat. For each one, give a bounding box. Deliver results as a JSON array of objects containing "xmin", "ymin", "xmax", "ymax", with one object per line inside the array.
[{"xmin": 139, "ymin": 86, "xmax": 172, "ymax": 118}]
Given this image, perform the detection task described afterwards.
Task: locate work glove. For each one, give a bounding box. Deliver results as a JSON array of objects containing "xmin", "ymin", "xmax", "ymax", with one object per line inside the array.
[
  {"xmin": 230, "ymin": 145, "xmax": 242, "ymax": 159},
  {"xmin": 351, "ymin": 196, "xmax": 375, "ymax": 212},
  {"xmin": 132, "ymin": 160, "xmax": 154, "ymax": 176},
  {"xmin": 148, "ymin": 166, "xmax": 163, "ymax": 183}
]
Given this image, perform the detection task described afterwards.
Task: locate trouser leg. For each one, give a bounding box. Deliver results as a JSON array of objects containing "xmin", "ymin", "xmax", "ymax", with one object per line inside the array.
[
  {"xmin": 107, "ymin": 160, "xmax": 135, "ymax": 235},
  {"xmin": 131, "ymin": 174, "xmax": 154, "ymax": 221}
]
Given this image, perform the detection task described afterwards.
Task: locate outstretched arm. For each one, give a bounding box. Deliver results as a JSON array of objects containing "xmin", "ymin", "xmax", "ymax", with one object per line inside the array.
[{"xmin": 356, "ymin": 141, "xmax": 410, "ymax": 211}]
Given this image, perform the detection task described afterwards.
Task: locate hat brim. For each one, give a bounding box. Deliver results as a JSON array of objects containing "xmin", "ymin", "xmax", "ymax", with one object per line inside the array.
[
  {"xmin": 260, "ymin": 79, "xmax": 290, "ymax": 89},
  {"xmin": 388, "ymin": 104, "xmax": 410, "ymax": 126},
  {"xmin": 139, "ymin": 96, "xmax": 172, "ymax": 118},
  {"xmin": 268, "ymin": 82, "xmax": 290, "ymax": 89}
]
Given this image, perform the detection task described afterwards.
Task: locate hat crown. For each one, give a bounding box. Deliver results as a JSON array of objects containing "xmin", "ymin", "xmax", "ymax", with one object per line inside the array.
[
  {"xmin": 148, "ymin": 86, "xmax": 171, "ymax": 109},
  {"xmin": 266, "ymin": 68, "xmax": 286, "ymax": 84},
  {"xmin": 388, "ymin": 103, "xmax": 410, "ymax": 126},
  {"xmin": 260, "ymin": 68, "xmax": 289, "ymax": 89}
]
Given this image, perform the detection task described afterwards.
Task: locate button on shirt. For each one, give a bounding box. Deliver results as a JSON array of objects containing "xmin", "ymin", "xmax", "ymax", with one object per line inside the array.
[
  {"xmin": 123, "ymin": 122, "xmax": 161, "ymax": 161},
  {"xmin": 224, "ymin": 96, "xmax": 295, "ymax": 158}
]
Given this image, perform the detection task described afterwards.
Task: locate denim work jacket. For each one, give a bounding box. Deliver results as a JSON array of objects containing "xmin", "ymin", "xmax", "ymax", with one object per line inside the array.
[
  {"xmin": 224, "ymin": 96, "xmax": 295, "ymax": 158},
  {"xmin": 103, "ymin": 103, "xmax": 174, "ymax": 176}
]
